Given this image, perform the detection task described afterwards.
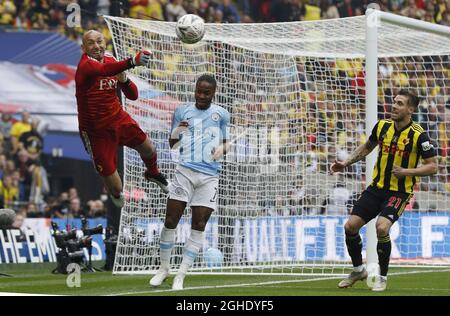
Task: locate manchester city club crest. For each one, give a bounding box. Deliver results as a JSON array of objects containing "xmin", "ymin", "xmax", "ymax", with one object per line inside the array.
[
  {"xmin": 174, "ymin": 186, "xmax": 185, "ymax": 196},
  {"xmin": 211, "ymin": 113, "xmax": 220, "ymax": 121}
]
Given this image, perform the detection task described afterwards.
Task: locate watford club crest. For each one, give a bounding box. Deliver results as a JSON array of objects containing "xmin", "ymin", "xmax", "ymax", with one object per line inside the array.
[
  {"xmin": 403, "ymin": 138, "xmax": 410, "ymax": 145},
  {"xmin": 97, "ymin": 164, "xmax": 103, "ymax": 173}
]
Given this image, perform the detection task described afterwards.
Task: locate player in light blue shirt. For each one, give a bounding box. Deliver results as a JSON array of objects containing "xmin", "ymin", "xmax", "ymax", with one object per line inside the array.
[
  {"xmin": 150, "ymin": 74, "xmax": 231, "ymax": 290},
  {"xmin": 170, "ymin": 96, "xmax": 230, "ymax": 176}
]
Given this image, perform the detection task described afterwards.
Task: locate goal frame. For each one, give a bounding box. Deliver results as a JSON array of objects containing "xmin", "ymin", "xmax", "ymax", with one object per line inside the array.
[
  {"xmin": 104, "ymin": 9, "xmax": 450, "ymax": 276},
  {"xmin": 364, "ymin": 8, "xmax": 450, "ymax": 272}
]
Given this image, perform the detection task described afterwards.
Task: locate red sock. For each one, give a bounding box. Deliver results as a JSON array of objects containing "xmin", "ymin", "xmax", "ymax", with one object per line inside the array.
[{"xmin": 143, "ymin": 152, "xmax": 159, "ymax": 176}]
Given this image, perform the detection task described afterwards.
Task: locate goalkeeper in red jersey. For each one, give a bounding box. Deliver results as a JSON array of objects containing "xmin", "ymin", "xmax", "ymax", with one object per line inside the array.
[{"xmin": 75, "ymin": 30, "xmax": 168, "ymax": 208}]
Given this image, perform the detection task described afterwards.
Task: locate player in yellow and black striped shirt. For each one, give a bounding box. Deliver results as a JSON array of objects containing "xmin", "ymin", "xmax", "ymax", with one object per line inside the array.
[{"xmin": 330, "ymin": 90, "xmax": 437, "ymax": 292}]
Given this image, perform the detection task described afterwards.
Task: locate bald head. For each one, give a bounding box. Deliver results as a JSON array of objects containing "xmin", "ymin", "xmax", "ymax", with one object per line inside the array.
[
  {"xmin": 82, "ymin": 30, "xmax": 106, "ymax": 61},
  {"xmin": 82, "ymin": 30, "xmax": 102, "ymax": 43}
]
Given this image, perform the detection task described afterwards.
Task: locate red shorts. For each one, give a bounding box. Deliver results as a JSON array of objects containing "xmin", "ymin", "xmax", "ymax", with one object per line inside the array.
[{"xmin": 80, "ymin": 112, "xmax": 147, "ymax": 176}]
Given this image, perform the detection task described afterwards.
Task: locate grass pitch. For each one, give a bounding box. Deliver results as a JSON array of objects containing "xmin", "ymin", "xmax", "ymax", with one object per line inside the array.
[{"xmin": 0, "ymin": 262, "xmax": 449, "ymax": 296}]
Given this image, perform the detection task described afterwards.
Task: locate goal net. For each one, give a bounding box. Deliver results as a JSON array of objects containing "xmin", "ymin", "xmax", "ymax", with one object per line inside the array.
[{"xmin": 104, "ymin": 13, "xmax": 450, "ymax": 275}]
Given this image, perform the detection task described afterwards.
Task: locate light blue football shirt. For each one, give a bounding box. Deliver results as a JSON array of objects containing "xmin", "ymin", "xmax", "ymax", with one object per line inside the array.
[{"xmin": 170, "ymin": 102, "xmax": 230, "ymax": 176}]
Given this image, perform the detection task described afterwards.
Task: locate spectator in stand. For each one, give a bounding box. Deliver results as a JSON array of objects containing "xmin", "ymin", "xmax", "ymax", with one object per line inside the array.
[
  {"xmin": 400, "ymin": 0, "xmax": 426, "ymax": 19},
  {"xmin": 50, "ymin": 193, "xmax": 87, "ymax": 219},
  {"xmin": 304, "ymin": 0, "xmax": 321, "ymax": 21},
  {"xmin": 4, "ymin": 159, "xmax": 15, "ymax": 176},
  {"xmin": 148, "ymin": 0, "xmax": 164, "ymax": 20},
  {"xmin": 130, "ymin": 0, "xmax": 146, "ymax": 17},
  {"xmin": 213, "ymin": 8, "xmax": 223, "ymax": 23},
  {"xmin": 43, "ymin": 196, "xmax": 57, "ymax": 218},
  {"xmin": 183, "ymin": 0, "xmax": 199, "ymax": 15},
  {"xmin": 29, "ymin": 161, "xmax": 50, "ymax": 205},
  {"xmin": 289, "ymin": 178, "xmax": 309, "ymax": 215},
  {"xmin": 0, "ymin": 112, "xmax": 15, "ymax": 153},
  {"xmin": 216, "ymin": 0, "xmax": 240, "ymax": 23},
  {"xmin": 51, "ymin": 7, "xmax": 67, "ymax": 29},
  {"xmin": 439, "ymin": 9, "xmax": 449, "ymax": 26},
  {"xmin": 421, "ymin": 104, "xmax": 439, "ymax": 145},
  {"xmin": 87, "ymin": 199, "xmax": 106, "ymax": 218},
  {"xmin": 271, "ymin": 0, "xmax": 292, "ymax": 22},
  {"xmin": 26, "ymin": 202, "xmax": 42, "ymax": 218},
  {"xmin": 97, "ymin": 0, "xmax": 111, "ymax": 15},
  {"xmin": 0, "ymin": 0, "xmax": 17, "ymax": 25},
  {"xmin": 12, "ymin": 212, "xmax": 25, "ymax": 229},
  {"xmin": 11, "ymin": 211, "xmax": 26, "ymax": 241},
  {"xmin": 197, "ymin": 0, "xmax": 216, "ymax": 22},
  {"xmin": 166, "ymin": 0, "xmax": 187, "ymax": 21},
  {"xmin": 320, "ymin": 0, "xmax": 339, "ymax": 19},
  {"xmin": 290, "ymin": 0, "xmax": 306, "ymax": 21},
  {"xmin": 440, "ymin": 111, "xmax": 450, "ymax": 157},
  {"xmin": 15, "ymin": 149, "xmax": 33, "ymax": 201},
  {"xmin": 0, "ymin": 154, "xmax": 6, "ymax": 179},
  {"xmin": 241, "ymin": 0, "xmax": 263, "ymax": 22},
  {"xmin": 19, "ymin": 118, "xmax": 43, "ymax": 162},
  {"xmin": 51, "ymin": 192, "xmax": 70, "ymax": 219},
  {"xmin": 0, "ymin": 174, "xmax": 19, "ymax": 209},
  {"xmin": 79, "ymin": 0, "xmax": 99, "ymax": 26},
  {"xmin": 12, "ymin": 9, "xmax": 31, "ymax": 30},
  {"xmin": 68, "ymin": 197, "xmax": 83, "ymax": 218},
  {"xmin": 68, "ymin": 187, "xmax": 79, "ymax": 201},
  {"xmin": 10, "ymin": 111, "xmax": 31, "ymax": 156},
  {"xmin": 337, "ymin": 0, "xmax": 355, "ymax": 18},
  {"xmin": 10, "ymin": 170, "xmax": 22, "ymax": 199},
  {"xmin": 320, "ymin": 182, "xmax": 352, "ymax": 215}
]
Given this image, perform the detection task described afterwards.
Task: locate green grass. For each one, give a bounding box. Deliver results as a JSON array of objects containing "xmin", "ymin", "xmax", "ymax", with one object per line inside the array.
[{"xmin": 0, "ymin": 262, "xmax": 449, "ymax": 296}]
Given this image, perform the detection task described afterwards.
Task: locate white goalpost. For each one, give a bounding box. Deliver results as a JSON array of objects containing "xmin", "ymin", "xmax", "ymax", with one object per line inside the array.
[
  {"xmin": 364, "ymin": 9, "xmax": 450, "ymax": 274},
  {"xmin": 104, "ymin": 9, "xmax": 450, "ymax": 276}
]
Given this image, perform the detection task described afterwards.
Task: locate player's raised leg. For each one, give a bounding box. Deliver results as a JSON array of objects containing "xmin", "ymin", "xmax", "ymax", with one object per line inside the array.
[
  {"xmin": 103, "ymin": 171, "xmax": 125, "ymax": 208},
  {"xmin": 172, "ymin": 206, "xmax": 213, "ymax": 290},
  {"xmin": 133, "ymin": 138, "xmax": 169, "ymax": 193},
  {"xmin": 150, "ymin": 199, "xmax": 186, "ymax": 287},
  {"xmin": 80, "ymin": 130, "xmax": 126, "ymax": 208},
  {"xmin": 338, "ymin": 215, "xmax": 368, "ymax": 288}
]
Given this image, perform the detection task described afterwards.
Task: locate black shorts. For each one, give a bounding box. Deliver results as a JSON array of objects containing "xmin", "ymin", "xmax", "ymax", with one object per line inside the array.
[{"xmin": 351, "ymin": 185, "xmax": 413, "ymax": 223}]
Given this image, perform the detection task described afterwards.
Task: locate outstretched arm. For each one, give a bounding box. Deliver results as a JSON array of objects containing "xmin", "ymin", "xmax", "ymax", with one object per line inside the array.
[
  {"xmin": 82, "ymin": 50, "xmax": 151, "ymax": 77},
  {"xmin": 330, "ymin": 139, "xmax": 378, "ymax": 174},
  {"xmin": 84, "ymin": 57, "xmax": 134, "ymax": 77}
]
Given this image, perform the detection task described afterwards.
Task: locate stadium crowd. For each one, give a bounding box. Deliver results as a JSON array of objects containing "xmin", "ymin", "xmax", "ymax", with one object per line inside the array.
[
  {"xmin": 1, "ymin": 1, "xmax": 449, "ymax": 47},
  {"xmin": 0, "ymin": 111, "xmax": 107, "ymax": 220},
  {"xmin": 0, "ymin": 0, "xmax": 449, "ymax": 217}
]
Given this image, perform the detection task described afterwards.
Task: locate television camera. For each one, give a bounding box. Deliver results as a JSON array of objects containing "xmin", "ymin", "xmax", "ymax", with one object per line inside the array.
[{"xmin": 51, "ymin": 217, "xmax": 103, "ymax": 274}]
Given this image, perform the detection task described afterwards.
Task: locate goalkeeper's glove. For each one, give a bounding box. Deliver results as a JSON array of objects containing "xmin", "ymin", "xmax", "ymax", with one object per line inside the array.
[{"xmin": 130, "ymin": 50, "xmax": 152, "ymax": 67}]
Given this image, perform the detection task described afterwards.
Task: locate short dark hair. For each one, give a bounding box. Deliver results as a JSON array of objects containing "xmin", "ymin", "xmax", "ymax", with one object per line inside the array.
[
  {"xmin": 196, "ymin": 73, "xmax": 217, "ymax": 89},
  {"xmin": 398, "ymin": 89, "xmax": 419, "ymax": 110}
]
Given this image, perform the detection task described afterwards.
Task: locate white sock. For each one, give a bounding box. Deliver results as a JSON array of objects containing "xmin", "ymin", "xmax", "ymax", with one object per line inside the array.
[
  {"xmin": 160, "ymin": 226, "xmax": 176, "ymax": 270},
  {"xmin": 353, "ymin": 265, "xmax": 364, "ymax": 272},
  {"xmin": 178, "ymin": 229, "xmax": 204, "ymax": 276}
]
